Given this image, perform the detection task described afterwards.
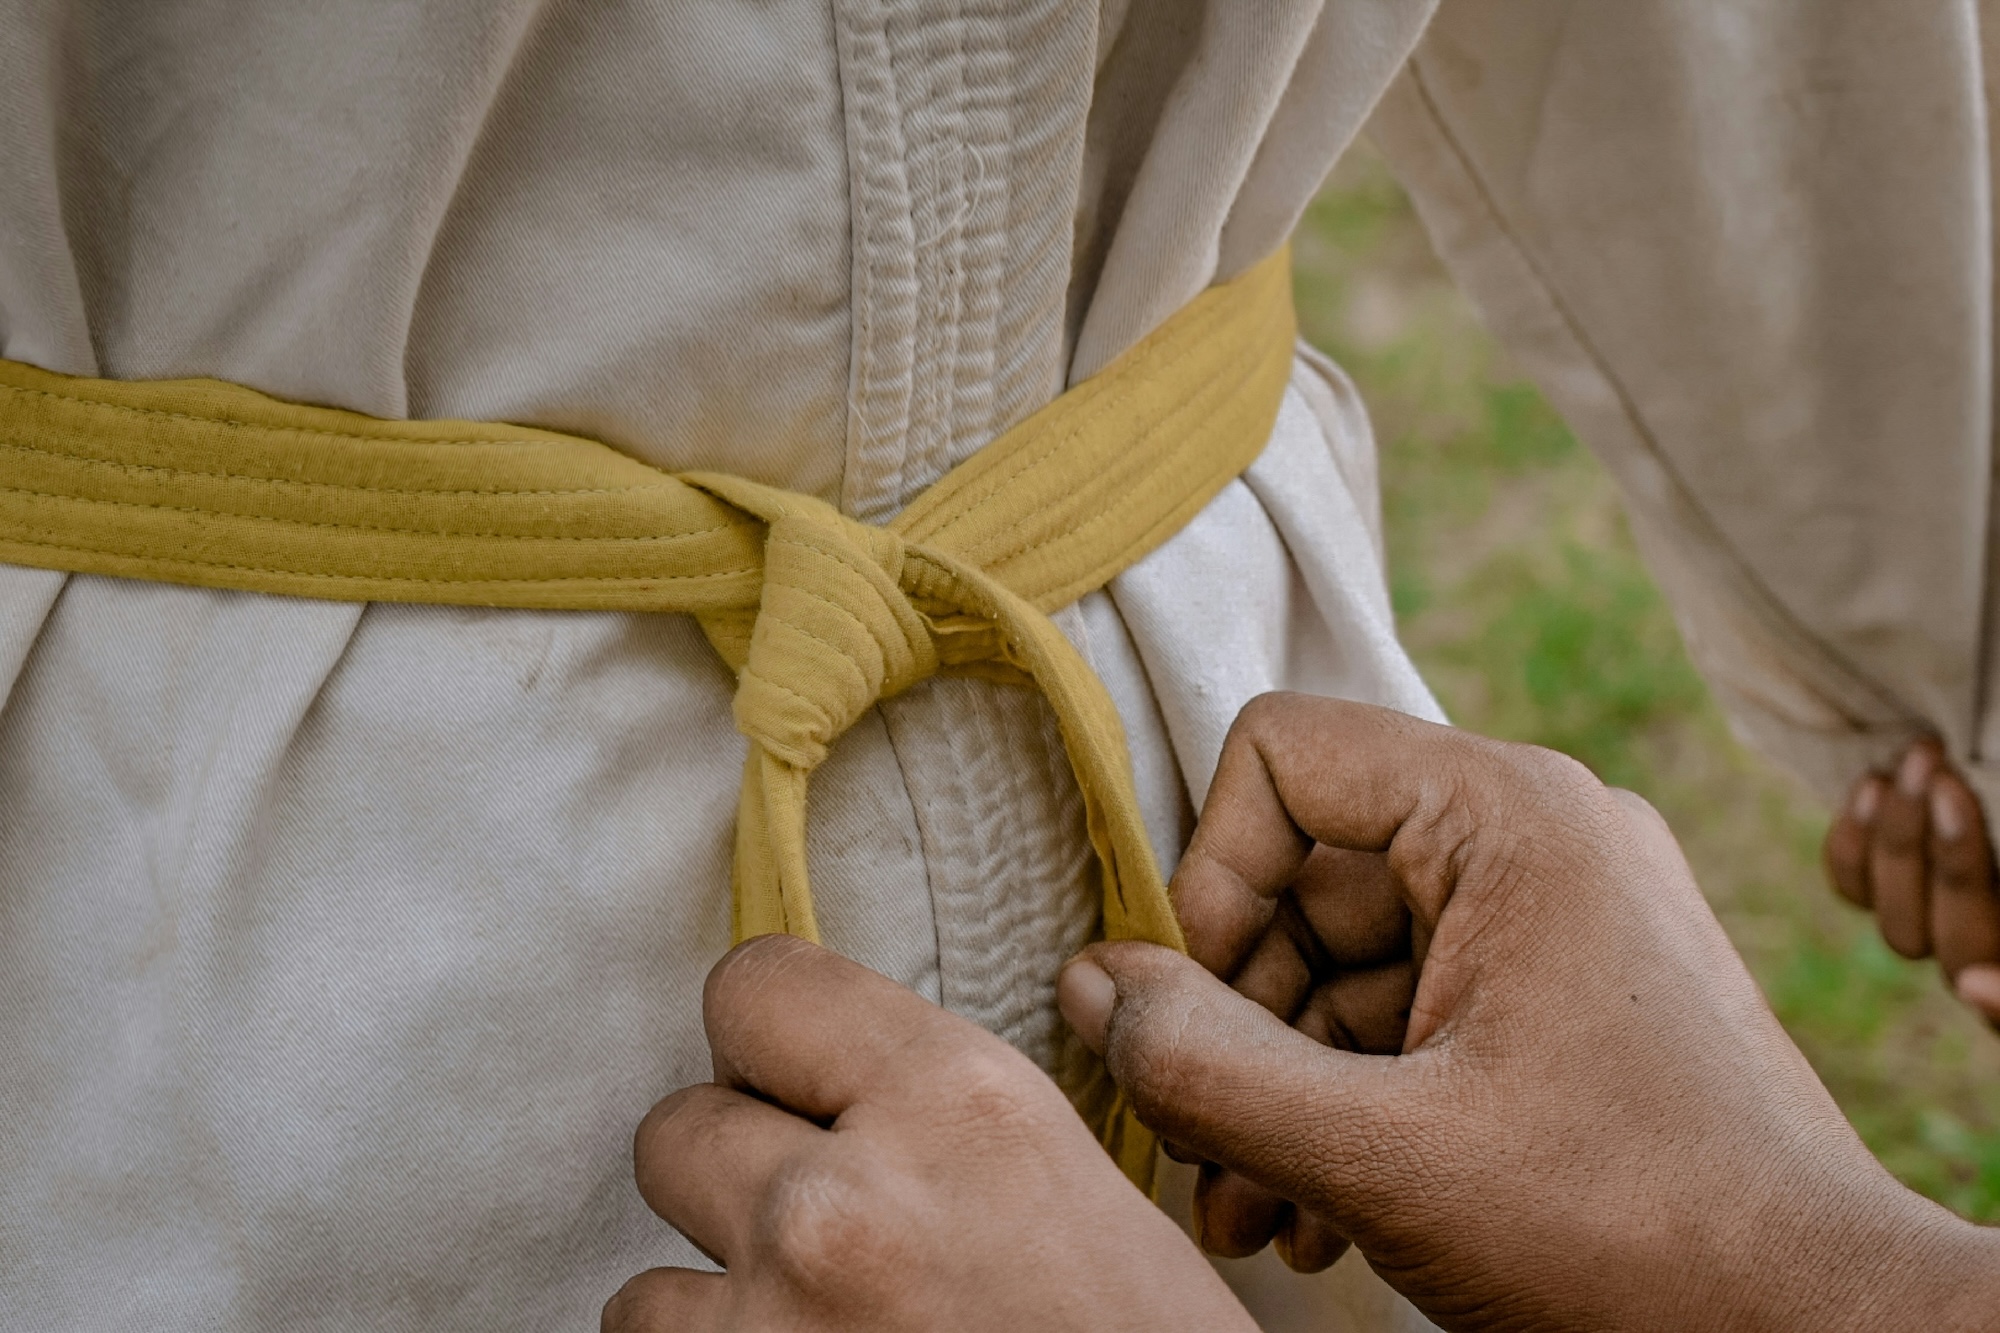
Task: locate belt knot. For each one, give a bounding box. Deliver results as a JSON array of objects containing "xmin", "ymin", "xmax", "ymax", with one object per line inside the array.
[{"xmin": 715, "ymin": 487, "xmax": 941, "ymax": 772}]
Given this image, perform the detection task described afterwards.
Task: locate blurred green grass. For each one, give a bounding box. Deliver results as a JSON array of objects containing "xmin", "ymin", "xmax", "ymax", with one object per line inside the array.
[{"xmin": 1298, "ymin": 144, "xmax": 2000, "ymax": 1221}]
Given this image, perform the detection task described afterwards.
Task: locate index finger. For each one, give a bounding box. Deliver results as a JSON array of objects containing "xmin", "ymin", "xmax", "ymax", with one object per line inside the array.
[
  {"xmin": 1173, "ymin": 694, "xmax": 1588, "ymax": 975},
  {"xmin": 701, "ymin": 933, "xmax": 999, "ymax": 1121}
]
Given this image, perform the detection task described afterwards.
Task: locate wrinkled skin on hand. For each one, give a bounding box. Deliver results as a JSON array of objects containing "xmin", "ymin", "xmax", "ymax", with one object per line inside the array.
[
  {"xmin": 1162, "ymin": 839, "xmax": 1423, "ymax": 1272},
  {"xmin": 1062, "ymin": 694, "xmax": 2000, "ymax": 1332},
  {"xmin": 603, "ymin": 934, "xmax": 1256, "ymax": 1333}
]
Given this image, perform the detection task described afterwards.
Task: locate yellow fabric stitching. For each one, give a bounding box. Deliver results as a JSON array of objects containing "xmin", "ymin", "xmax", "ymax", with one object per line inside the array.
[
  {"xmin": 993, "ymin": 338, "xmax": 1270, "ymax": 561},
  {"xmin": 893, "ymin": 262, "xmax": 1268, "ymax": 531},
  {"xmin": 760, "ymin": 579, "xmax": 907, "ymax": 641},
  {"xmin": 895, "ymin": 258, "xmax": 1288, "ymax": 588},
  {"xmin": 0, "ymin": 535, "xmax": 756, "ymax": 588},
  {"xmin": 0, "ymin": 438, "xmax": 653, "ymax": 499},
  {"xmin": 0, "ymin": 483, "xmax": 746, "ymax": 545},
  {"xmin": 0, "ymin": 245, "xmax": 1298, "ymax": 1196},
  {"xmin": 0, "ymin": 379, "xmax": 564, "ymax": 451}
]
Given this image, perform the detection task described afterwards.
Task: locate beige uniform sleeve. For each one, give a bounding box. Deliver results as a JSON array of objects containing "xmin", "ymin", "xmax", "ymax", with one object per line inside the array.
[{"xmin": 1370, "ymin": 0, "xmax": 2000, "ymax": 814}]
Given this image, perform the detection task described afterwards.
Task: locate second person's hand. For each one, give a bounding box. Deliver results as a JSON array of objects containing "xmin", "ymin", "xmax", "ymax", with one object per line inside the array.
[
  {"xmin": 605, "ymin": 934, "xmax": 1254, "ymax": 1332},
  {"xmin": 1060, "ymin": 694, "xmax": 2000, "ymax": 1331},
  {"xmin": 1825, "ymin": 737, "xmax": 2000, "ymax": 1026}
]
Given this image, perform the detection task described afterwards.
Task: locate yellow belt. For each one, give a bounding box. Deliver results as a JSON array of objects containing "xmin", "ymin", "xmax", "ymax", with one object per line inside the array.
[{"xmin": 0, "ymin": 246, "xmax": 1295, "ymax": 1185}]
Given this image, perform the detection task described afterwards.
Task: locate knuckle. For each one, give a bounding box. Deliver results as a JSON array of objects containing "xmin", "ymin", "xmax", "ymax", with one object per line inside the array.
[
  {"xmin": 600, "ymin": 1271, "xmax": 664, "ymax": 1333},
  {"xmin": 759, "ymin": 1155, "xmax": 911, "ymax": 1296},
  {"xmin": 634, "ymin": 1084, "xmax": 714, "ymax": 1161},
  {"xmin": 1422, "ymin": 739, "xmax": 1605, "ymax": 870},
  {"xmin": 636, "ymin": 1082, "xmax": 694, "ymax": 1132},
  {"xmin": 1501, "ymin": 742, "xmax": 1601, "ymax": 803},
  {"xmin": 705, "ymin": 933, "xmax": 811, "ymax": 1022},
  {"xmin": 1607, "ymin": 785, "xmax": 1667, "ymax": 832},
  {"xmin": 932, "ymin": 1043, "xmax": 1050, "ymax": 1135},
  {"xmin": 1219, "ymin": 692, "xmax": 1294, "ymax": 773},
  {"xmin": 632, "ymin": 1086, "xmax": 729, "ymax": 1214},
  {"xmin": 1440, "ymin": 737, "xmax": 1605, "ymax": 847},
  {"xmin": 1234, "ymin": 690, "xmax": 1298, "ymax": 739}
]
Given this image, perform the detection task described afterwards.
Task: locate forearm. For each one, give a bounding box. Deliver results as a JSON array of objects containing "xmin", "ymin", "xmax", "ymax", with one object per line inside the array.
[
  {"xmin": 1698, "ymin": 1172, "xmax": 2000, "ymax": 1332},
  {"xmin": 1797, "ymin": 1206, "xmax": 2000, "ymax": 1332}
]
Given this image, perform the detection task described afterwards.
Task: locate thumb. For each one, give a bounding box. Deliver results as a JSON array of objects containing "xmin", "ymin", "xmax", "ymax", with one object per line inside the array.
[{"xmin": 1060, "ymin": 941, "xmax": 1439, "ymax": 1214}]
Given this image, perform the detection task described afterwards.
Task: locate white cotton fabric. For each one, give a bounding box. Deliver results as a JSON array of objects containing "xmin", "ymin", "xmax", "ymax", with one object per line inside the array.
[{"xmin": 0, "ymin": 2, "xmax": 1447, "ymax": 1329}]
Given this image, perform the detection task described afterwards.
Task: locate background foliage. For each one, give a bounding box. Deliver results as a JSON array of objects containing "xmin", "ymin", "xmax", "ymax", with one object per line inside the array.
[{"xmin": 1297, "ymin": 145, "xmax": 2000, "ymax": 1221}]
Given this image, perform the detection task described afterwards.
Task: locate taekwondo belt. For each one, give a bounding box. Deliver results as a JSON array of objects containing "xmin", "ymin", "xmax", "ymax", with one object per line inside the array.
[{"xmin": 0, "ymin": 246, "xmax": 1296, "ymax": 1187}]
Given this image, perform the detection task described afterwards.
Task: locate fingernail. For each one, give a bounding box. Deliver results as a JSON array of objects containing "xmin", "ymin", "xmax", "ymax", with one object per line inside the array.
[
  {"xmin": 1271, "ymin": 1223, "xmax": 1297, "ymax": 1272},
  {"xmin": 1058, "ymin": 956, "xmax": 1116, "ymax": 1054},
  {"xmin": 1898, "ymin": 744, "xmax": 1935, "ymax": 799},
  {"xmin": 1955, "ymin": 963, "xmax": 2000, "ymax": 1016},
  {"xmin": 1850, "ymin": 779, "xmax": 1880, "ymax": 823},
  {"xmin": 1932, "ymin": 785, "xmax": 1966, "ymax": 842}
]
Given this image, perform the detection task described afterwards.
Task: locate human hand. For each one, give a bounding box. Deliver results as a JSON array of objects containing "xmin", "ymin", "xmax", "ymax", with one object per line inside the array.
[
  {"xmin": 603, "ymin": 934, "xmax": 1255, "ymax": 1333},
  {"xmin": 1825, "ymin": 737, "xmax": 2000, "ymax": 1026},
  {"xmin": 1162, "ymin": 840, "xmax": 1424, "ymax": 1272},
  {"xmin": 1061, "ymin": 694, "xmax": 2000, "ymax": 1332}
]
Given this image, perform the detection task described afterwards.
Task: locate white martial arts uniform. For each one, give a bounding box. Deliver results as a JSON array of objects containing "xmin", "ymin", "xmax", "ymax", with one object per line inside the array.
[
  {"xmin": 12, "ymin": 2, "xmax": 1989, "ymax": 1328},
  {"xmin": 0, "ymin": 2, "xmax": 1443, "ymax": 1328}
]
